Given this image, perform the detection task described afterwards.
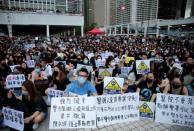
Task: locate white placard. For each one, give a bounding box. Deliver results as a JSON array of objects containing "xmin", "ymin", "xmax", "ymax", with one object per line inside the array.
[
  {"xmin": 3, "ymin": 107, "xmax": 24, "ymax": 131},
  {"xmin": 95, "ymin": 59, "xmax": 106, "ymax": 67},
  {"xmin": 155, "ymin": 93, "xmax": 194, "ymax": 128},
  {"xmin": 25, "ymin": 60, "xmax": 36, "ymax": 68},
  {"xmin": 114, "ymin": 57, "xmax": 120, "ymax": 65},
  {"xmin": 121, "ymin": 67, "xmax": 133, "ymax": 75},
  {"xmin": 49, "ymin": 97, "xmax": 96, "ymax": 129},
  {"xmin": 104, "ymin": 77, "xmax": 124, "ymax": 93},
  {"xmin": 6, "ymin": 74, "xmax": 26, "ymax": 88},
  {"xmin": 87, "ymin": 53, "xmax": 94, "ymax": 60},
  {"xmin": 96, "ymin": 93, "xmax": 139, "ymax": 126},
  {"xmin": 139, "ymin": 101, "xmax": 155, "ymax": 120},
  {"xmin": 48, "ymin": 89, "xmax": 65, "ymax": 102},
  {"xmin": 136, "ymin": 60, "xmax": 150, "ymax": 74},
  {"xmin": 76, "ymin": 64, "xmax": 93, "ymax": 73},
  {"xmin": 10, "ymin": 65, "xmax": 20, "ymax": 72},
  {"xmin": 54, "ymin": 61, "xmax": 66, "ymax": 66},
  {"xmin": 99, "ymin": 68, "xmax": 113, "ymax": 78}
]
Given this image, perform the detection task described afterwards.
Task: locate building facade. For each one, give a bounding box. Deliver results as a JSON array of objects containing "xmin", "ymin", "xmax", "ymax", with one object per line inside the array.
[
  {"xmin": 0, "ymin": 0, "xmax": 84, "ymax": 37},
  {"xmin": 109, "ymin": 0, "xmax": 158, "ymax": 25}
]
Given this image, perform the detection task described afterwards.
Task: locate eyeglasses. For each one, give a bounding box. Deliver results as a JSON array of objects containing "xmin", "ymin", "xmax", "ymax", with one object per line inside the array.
[{"xmin": 78, "ymin": 74, "xmax": 88, "ymax": 78}]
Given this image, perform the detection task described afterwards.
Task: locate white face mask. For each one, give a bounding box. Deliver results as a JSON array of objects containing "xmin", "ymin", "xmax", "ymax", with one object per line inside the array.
[
  {"xmin": 83, "ymin": 59, "xmax": 89, "ymax": 64},
  {"xmin": 111, "ymin": 61, "xmax": 116, "ymax": 66}
]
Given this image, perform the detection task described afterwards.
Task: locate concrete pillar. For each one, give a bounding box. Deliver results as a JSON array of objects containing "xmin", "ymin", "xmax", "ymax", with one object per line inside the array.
[
  {"xmin": 114, "ymin": 26, "xmax": 117, "ymax": 35},
  {"xmin": 144, "ymin": 21, "xmax": 148, "ymax": 37},
  {"xmin": 127, "ymin": 24, "xmax": 130, "ymax": 35},
  {"xmin": 121, "ymin": 25, "xmax": 123, "ymax": 34},
  {"xmin": 73, "ymin": 28, "xmax": 76, "ymax": 36},
  {"xmin": 67, "ymin": 30, "xmax": 71, "ymax": 36},
  {"xmin": 135, "ymin": 24, "xmax": 138, "ymax": 36},
  {"xmin": 156, "ymin": 20, "xmax": 160, "ymax": 37},
  {"xmin": 167, "ymin": 25, "xmax": 170, "ymax": 35},
  {"xmin": 7, "ymin": 24, "xmax": 12, "ymax": 38},
  {"xmin": 109, "ymin": 28, "xmax": 112, "ymax": 35},
  {"xmin": 46, "ymin": 25, "xmax": 50, "ymax": 38},
  {"xmin": 81, "ymin": 26, "xmax": 84, "ymax": 37}
]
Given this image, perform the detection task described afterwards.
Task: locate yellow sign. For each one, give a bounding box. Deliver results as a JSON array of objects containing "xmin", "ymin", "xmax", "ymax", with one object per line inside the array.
[
  {"xmin": 99, "ymin": 69, "xmax": 112, "ymax": 77},
  {"xmin": 125, "ymin": 57, "xmax": 135, "ymax": 64},
  {"xmin": 137, "ymin": 61, "xmax": 149, "ymax": 70},
  {"xmin": 105, "ymin": 78, "xmax": 120, "ymax": 90},
  {"xmin": 139, "ymin": 103, "xmax": 153, "ymax": 113}
]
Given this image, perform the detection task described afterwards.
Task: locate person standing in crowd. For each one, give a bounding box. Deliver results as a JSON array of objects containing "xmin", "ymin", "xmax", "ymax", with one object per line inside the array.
[
  {"xmin": 14, "ymin": 80, "xmax": 47, "ymax": 130},
  {"xmin": 65, "ymin": 68, "xmax": 97, "ymax": 96}
]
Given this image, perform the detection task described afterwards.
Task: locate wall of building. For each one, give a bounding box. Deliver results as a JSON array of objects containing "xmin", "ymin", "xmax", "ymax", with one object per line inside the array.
[{"xmin": 0, "ymin": 12, "xmax": 84, "ymax": 26}]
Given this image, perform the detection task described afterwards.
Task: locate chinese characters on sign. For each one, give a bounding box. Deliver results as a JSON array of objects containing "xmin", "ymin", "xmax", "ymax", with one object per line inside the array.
[
  {"xmin": 96, "ymin": 93, "xmax": 139, "ymax": 126},
  {"xmin": 25, "ymin": 60, "xmax": 36, "ymax": 68},
  {"xmin": 121, "ymin": 67, "xmax": 133, "ymax": 76},
  {"xmin": 6, "ymin": 74, "xmax": 26, "ymax": 88},
  {"xmin": 3, "ymin": 107, "xmax": 24, "ymax": 131},
  {"xmin": 95, "ymin": 59, "xmax": 106, "ymax": 67},
  {"xmin": 48, "ymin": 89, "xmax": 65, "ymax": 102},
  {"xmin": 49, "ymin": 97, "xmax": 96, "ymax": 129},
  {"xmin": 155, "ymin": 93, "xmax": 194, "ymax": 128}
]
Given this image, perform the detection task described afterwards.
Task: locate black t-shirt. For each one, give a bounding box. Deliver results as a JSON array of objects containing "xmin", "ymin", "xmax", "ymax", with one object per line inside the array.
[
  {"xmin": 138, "ymin": 80, "xmax": 157, "ymax": 101},
  {"xmin": 15, "ymin": 95, "xmax": 47, "ymax": 118},
  {"xmin": 53, "ymin": 78, "xmax": 71, "ymax": 91},
  {"xmin": 127, "ymin": 84, "xmax": 137, "ymax": 93},
  {"xmin": 0, "ymin": 65, "xmax": 11, "ymax": 81}
]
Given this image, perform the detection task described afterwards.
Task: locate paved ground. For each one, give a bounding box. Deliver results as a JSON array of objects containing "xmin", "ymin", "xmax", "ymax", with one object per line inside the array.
[
  {"xmin": 1, "ymin": 107, "xmax": 194, "ymax": 131},
  {"xmin": 1, "ymin": 97, "xmax": 194, "ymax": 131}
]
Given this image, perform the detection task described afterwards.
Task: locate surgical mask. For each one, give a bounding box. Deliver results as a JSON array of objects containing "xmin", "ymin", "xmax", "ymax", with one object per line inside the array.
[
  {"xmin": 172, "ymin": 83, "xmax": 181, "ymax": 89},
  {"xmin": 22, "ymin": 90, "xmax": 28, "ymax": 96},
  {"xmin": 35, "ymin": 68, "xmax": 41, "ymax": 74},
  {"xmin": 83, "ymin": 59, "xmax": 89, "ymax": 64},
  {"xmin": 147, "ymin": 78, "xmax": 153, "ymax": 83},
  {"xmin": 77, "ymin": 76, "xmax": 87, "ymax": 85},
  {"xmin": 111, "ymin": 62, "xmax": 115, "ymax": 66}
]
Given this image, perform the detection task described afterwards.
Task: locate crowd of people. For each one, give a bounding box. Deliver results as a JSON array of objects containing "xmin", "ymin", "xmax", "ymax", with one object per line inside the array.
[{"xmin": 0, "ymin": 35, "xmax": 194, "ymax": 130}]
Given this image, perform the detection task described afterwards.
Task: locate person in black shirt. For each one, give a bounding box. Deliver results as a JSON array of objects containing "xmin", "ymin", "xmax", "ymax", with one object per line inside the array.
[
  {"xmin": 137, "ymin": 73, "xmax": 157, "ymax": 102},
  {"xmin": 15, "ymin": 80, "xmax": 47, "ymax": 130}
]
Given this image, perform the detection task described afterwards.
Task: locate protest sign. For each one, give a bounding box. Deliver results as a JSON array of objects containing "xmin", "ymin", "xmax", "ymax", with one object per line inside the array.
[
  {"xmin": 48, "ymin": 89, "xmax": 65, "ymax": 102},
  {"xmin": 99, "ymin": 68, "xmax": 113, "ymax": 78},
  {"xmin": 136, "ymin": 60, "xmax": 150, "ymax": 74},
  {"xmin": 139, "ymin": 101, "xmax": 155, "ymax": 120},
  {"xmin": 114, "ymin": 57, "xmax": 120, "ymax": 65},
  {"xmin": 104, "ymin": 77, "xmax": 124, "ymax": 94},
  {"xmin": 9, "ymin": 65, "xmax": 20, "ymax": 72},
  {"xmin": 77, "ymin": 64, "xmax": 93, "ymax": 73},
  {"xmin": 49, "ymin": 97, "xmax": 96, "ymax": 129},
  {"xmin": 95, "ymin": 59, "xmax": 106, "ymax": 67},
  {"xmin": 87, "ymin": 53, "xmax": 94, "ymax": 60},
  {"xmin": 25, "ymin": 60, "xmax": 35, "ymax": 68},
  {"xmin": 3, "ymin": 107, "xmax": 24, "ymax": 131},
  {"xmin": 54, "ymin": 61, "xmax": 66, "ymax": 66},
  {"xmin": 96, "ymin": 93, "xmax": 139, "ymax": 126},
  {"xmin": 125, "ymin": 57, "xmax": 135, "ymax": 64},
  {"xmin": 121, "ymin": 67, "xmax": 133, "ymax": 75},
  {"xmin": 155, "ymin": 93, "xmax": 194, "ymax": 127},
  {"xmin": 6, "ymin": 74, "xmax": 25, "ymax": 88}
]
